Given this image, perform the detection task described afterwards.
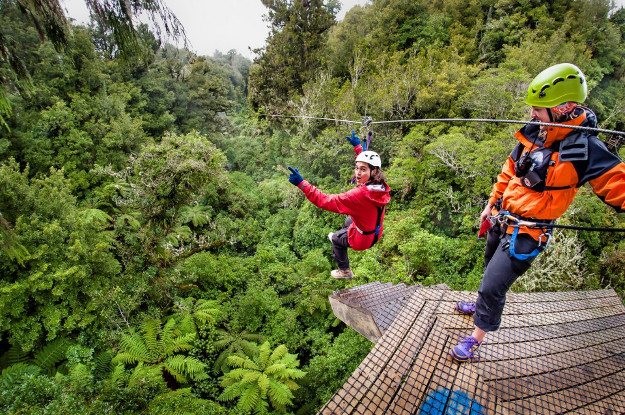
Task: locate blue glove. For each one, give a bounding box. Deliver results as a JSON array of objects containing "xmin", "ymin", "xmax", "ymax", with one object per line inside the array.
[
  {"xmin": 346, "ymin": 130, "xmax": 361, "ymax": 147},
  {"xmin": 288, "ymin": 167, "xmax": 304, "ymax": 186}
]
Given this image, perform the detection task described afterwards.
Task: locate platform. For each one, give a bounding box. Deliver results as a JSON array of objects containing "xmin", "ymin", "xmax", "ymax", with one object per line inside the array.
[{"xmin": 320, "ymin": 284, "xmax": 625, "ymax": 414}]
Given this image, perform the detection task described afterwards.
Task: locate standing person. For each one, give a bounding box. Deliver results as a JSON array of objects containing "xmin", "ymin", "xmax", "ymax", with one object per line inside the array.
[
  {"xmin": 450, "ymin": 63, "xmax": 625, "ymax": 362},
  {"xmin": 287, "ymin": 132, "xmax": 390, "ymax": 279}
]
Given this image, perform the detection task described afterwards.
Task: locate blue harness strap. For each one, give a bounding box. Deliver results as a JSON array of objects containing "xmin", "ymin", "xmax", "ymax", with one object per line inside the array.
[{"xmin": 508, "ymin": 227, "xmax": 544, "ymax": 260}]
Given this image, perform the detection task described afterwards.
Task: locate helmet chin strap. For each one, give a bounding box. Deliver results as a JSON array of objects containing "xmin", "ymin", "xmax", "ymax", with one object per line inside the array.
[{"xmin": 547, "ymin": 108, "xmax": 554, "ymax": 122}]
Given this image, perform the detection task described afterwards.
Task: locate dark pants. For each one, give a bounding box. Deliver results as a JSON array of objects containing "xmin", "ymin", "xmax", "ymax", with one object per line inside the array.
[
  {"xmin": 331, "ymin": 217, "xmax": 352, "ymax": 270},
  {"xmin": 473, "ymin": 225, "xmax": 541, "ymax": 332}
]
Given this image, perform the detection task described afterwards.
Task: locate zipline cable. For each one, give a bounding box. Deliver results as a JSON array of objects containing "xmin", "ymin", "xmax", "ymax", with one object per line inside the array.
[
  {"xmin": 520, "ymin": 222, "xmax": 625, "ymax": 233},
  {"xmin": 266, "ymin": 114, "xmax": 625, "ymax": 137}
]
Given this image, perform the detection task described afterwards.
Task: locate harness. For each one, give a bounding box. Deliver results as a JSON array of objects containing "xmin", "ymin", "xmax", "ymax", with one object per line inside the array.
[
  {"xmin": 354, "ymin": 206, "xmax": 385, "ymax": 248},
  {"xmin": 495, "ymin": 210, "xmax": 552, "ymax": 260}
]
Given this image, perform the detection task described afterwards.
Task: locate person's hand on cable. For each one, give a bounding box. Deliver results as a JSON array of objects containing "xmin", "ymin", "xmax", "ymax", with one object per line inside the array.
[
  {"xmin": 288, "ymin": 167, "xmax": 304, "ymax": 186},
  {"xmin": 345, "ymin": 130, "xmax": 361, "ymax": 147}
]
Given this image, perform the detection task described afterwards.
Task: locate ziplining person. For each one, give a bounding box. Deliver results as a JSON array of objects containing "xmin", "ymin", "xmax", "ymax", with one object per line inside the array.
[
  {"xmin": 450, "ymin": 63, "xmax": 625, "ymax": 362},
  {"xmin": 287, "ymin": 131, "xmax": 390, "ymax": 279}
]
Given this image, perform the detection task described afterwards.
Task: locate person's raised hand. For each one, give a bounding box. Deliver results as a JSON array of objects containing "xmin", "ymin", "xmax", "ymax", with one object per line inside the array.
[
  {"xmin": 287, "ymin": 166, "xmax": 304, "ymax": 186},
  {"xmin": 345, "ymin": 130, "xmax": 361, "ymax": 147}
]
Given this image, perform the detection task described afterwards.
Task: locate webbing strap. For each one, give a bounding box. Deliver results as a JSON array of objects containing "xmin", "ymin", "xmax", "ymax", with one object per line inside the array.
[{"xmin": 508, "ymin": 227, "xmax": 543, "ymax": 260}]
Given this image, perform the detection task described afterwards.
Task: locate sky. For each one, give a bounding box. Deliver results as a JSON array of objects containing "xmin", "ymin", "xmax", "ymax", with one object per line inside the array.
[{"xmin": 61, "ymin": 0, "xmax": 371, "ymax": 60}]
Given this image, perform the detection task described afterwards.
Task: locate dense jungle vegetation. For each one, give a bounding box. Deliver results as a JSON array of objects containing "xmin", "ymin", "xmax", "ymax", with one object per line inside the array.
[{"xmin": 1, "ymin": 0, "xmax": 624, "ymax": 413}]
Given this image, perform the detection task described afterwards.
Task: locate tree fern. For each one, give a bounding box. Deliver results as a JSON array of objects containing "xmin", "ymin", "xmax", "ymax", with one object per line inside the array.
[
  {"xmin": 179, "ymin": 205, "xmax": 213, "ymax": 227},
  {"xmin": 218, "ymin": 341, "xmax": 306, "ymax": 413},
  {"xmin": 213, "ymin": 328, "xmax": 261, "ymax": 373},
  {"xmin": 113, "ymin": 317, "xmax": 205, "ymax": 387}
]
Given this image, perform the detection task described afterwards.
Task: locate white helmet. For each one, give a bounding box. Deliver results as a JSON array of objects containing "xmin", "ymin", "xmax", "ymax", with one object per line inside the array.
[{"xmin": 355, "ymin": 150, "xmax": 381, "ymax": 168}]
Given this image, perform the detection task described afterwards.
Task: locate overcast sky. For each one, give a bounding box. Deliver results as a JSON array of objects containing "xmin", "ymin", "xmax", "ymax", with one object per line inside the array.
[{"xmin": 61, "ymin": 0, "xmax": 370, "ymax": 59}]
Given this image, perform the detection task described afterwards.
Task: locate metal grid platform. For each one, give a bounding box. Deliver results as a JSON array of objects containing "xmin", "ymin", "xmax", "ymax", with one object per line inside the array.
[{"xmin": 320, "ymin": 286, "xmax": 625, "ymax": 414}]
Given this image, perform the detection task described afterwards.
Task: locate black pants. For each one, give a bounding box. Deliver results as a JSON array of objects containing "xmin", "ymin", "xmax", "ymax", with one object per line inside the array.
[
  {"xmin": 331, "ymin": 216, "xmax": 352, "ymax": 270},
  {"xmin": 473, "ymin": 225, "xmax": 541, "ymax": 332}
]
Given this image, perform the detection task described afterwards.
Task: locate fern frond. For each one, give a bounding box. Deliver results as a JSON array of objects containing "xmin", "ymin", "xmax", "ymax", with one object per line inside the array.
[
  {"xmin": 176, "ymin": 314, "xmax": 196, "ymax": 334},
  {"xmin": 283, "ymin": 379, "xmax": 302, "ymax": 390},
  {"xmin": 32, "ymin": 337, "xmax": 71, "ymax": 374},
  {"xmin": 227, "ymin": 355, "xmax": 259, "ymax": 370},
  {"xmin": 162, "ymin": 361, "xmax": 187, "ymax": 384},
  {"xmin": 277, "ymin": 352, "xmax": 298, "ymax": 367},
  {"xmin": 222, "ymin": 368, "xmax": 251, "ymax": 382},
  {"xmin": 1, "ymin": 363, "xmax": 40, "ymax": 388},
  {"xmin": 164, "ymin": 355, "xmax": 207, "ymax": 382},
  {"xmin": 117, "ymin": 332, "xmax": 150, "ymax": 363},
  {"xmin": 284, "ymin": 367, "xmax": 306, "ymax": 380},
  {"xmin": 269, "ymin": 344, "xmax": 288, "ymax": 363},
  {"xmin": 179, "ymin": 205, "xmax": 213, "ymax": 227},
  {"xmin": 237, "ymin": 382, "xmax": 261, "ymax": 413},
  {"xmin": 80, "ymin": 208, "xmax": 112, "ymax": 227},
  {"xmin": 241, "ymin": 340, "xmax": 260, "ymax": 358},
  {"xmin": 264, "ymin": 363, "xmax": 287, "ymax": 376},
  {"xmin": 241, "ymin": 371, "xmax": 261, "ymax": 384},
  {"xmin": 111, "ymin": 352, "xmax": 140, "ymax": 366},
  {"xmin": 142, "ymin": 319, "xmax": 162, "ymax": 361},
  {"xmin": 214, "ymin": 349, "xmax": 231, "ymax": 373},
  {"xmin": 267, "ymin": 378, "xmax": 294, "ymax": 411},
  {"xmin": 257, "ymin": 342, "xmax": 272, "ymax": 367},
  {"xmin": 109, "ymin": 363, "xmax": 127, "ymax": 387},
  {"xmin": 93, "ymin": 350, "xmax": 115, "ymax": 380},
  {"xmin": 257, "ymin": 373, "xmax": 269, "ymax": 396},
  {"xmin": 0, "ymin": 344, "xmax": 29, "ymax": 368},
  {"xmin": 117, "ymin": 213, "xmax": 141, "ymax": 229},
  {"xmin": 218, "ymin": 382, "xmax": 246, "ymax": 401},
  {"xmin": 163, "ymin": 333, "xmax": 195, "ymax": 356}
]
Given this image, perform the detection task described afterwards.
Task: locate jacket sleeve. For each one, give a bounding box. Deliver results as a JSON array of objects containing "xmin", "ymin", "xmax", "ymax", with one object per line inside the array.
[
  {"xmin": 578, "ymin": 137, "xmax": 625, "ymax": 213},
  {"xmin": 488, "ymin": 156, "xmax": 516, "ymax": 207},
  {"xmin": 588, "ymin": 162, "xmax": 625, "ymax": 213},
  {"xmin": 297, "ymin": 180, "xmax": 364, "ymax": 215}
]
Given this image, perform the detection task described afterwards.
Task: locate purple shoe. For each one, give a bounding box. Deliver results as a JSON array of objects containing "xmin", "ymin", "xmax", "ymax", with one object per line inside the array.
[
  {"xmin": 455, "ymin": 301, "xmax": 476, "ymax": 315},
  {"xmin": 450, "ymin": 336, "xmax": 481, "ymax": 362}
]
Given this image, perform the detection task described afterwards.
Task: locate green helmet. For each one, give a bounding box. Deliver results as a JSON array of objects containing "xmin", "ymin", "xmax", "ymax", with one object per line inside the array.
[{"xmin": 525, "ymin": 63, "xmax": 587, "ymax": 108}]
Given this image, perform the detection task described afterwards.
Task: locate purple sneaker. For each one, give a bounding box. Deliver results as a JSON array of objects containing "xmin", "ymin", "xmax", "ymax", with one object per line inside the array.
[
  {"xmin": 455, "ymin": 301, "xmax": 476, "ymax": 315},
  {"xmin": 450, "ymin": 336, "xmax": 481, "ymax": 362}
]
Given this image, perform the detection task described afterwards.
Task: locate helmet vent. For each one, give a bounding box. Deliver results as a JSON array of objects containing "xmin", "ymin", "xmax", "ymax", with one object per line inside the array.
[
  {"xmin": 552, "ymin": 77, "xmax": 565, "ymax": 85},
  {"xmin": 539, "ymin": 85, "xmax": 550, "ymax": 98}
]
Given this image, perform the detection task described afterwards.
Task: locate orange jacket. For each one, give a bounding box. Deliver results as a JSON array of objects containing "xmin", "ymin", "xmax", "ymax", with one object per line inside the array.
[{"xmin": 488, "ymin": 107, "xmax": 625, "ymax": 239}]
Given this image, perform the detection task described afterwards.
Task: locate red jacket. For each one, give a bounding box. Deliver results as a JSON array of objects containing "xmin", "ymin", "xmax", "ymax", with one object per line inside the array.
[{"xmin": 297, "ymin": 180, "xmax": 391, "ymax": 250}]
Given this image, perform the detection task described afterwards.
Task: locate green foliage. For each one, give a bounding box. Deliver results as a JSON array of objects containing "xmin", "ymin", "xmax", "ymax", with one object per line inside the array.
[
  {"xmin": 219, "ymin": 341, "xmax": 306, "ymax": 414},
  {"xmin": 0, "ymin": 160, "xmax": 120, "ymax": 351},
  {"xmin": 112, "ymin": 317, "xmax": 208, "ymax": 387},
  {"xmin": 1, "ymin": 0, "xmax": 625, "ymax": 413},
  {"xmin": 300, "ymin": 329, "xmax": 371, "ymax": 408},
  {"xmin": 1, "ymin": 363, "xmax": 41, "ymax": 389}
]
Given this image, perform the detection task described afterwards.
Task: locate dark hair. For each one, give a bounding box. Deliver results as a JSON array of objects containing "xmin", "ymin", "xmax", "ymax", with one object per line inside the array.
[{"xmin": 367, "ymin": 167, "xmax": 387, "ymax": 186}]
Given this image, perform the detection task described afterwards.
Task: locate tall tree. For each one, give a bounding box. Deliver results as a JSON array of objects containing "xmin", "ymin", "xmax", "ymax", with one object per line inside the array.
[{"xmin": 248, "ymin": 0, "xmax": 338, "ymax": 112}]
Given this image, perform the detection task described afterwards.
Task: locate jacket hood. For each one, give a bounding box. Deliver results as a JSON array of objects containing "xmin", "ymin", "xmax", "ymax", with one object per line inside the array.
[
  {"xmin": 362, "ymin": 183, "xmax": 391, "ymax": 206},
  {"xmin": 515, "ymin": 107, "xmax": 598, "ymax": 148}
]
